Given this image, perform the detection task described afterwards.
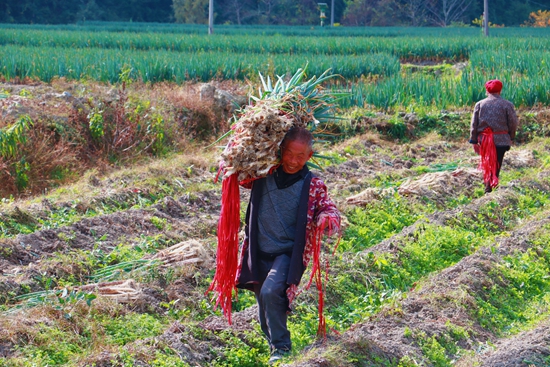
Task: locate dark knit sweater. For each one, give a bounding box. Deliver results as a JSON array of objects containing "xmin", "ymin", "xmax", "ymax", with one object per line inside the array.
[{"xmin": 237, "ymin": 166, "xmax": 312, "ymax": 290}]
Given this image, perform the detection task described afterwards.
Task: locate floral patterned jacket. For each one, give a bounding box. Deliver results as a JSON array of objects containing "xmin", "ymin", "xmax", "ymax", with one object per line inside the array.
[{"xmin": 236, "ymin": 168, "xmax": 341, "ymax": 306}]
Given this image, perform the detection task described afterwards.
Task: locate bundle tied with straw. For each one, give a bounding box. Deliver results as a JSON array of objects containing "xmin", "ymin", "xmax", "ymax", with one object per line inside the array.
[{"xmin": 206, "ymin": 67, "xmax": 344, "ymax": 327}]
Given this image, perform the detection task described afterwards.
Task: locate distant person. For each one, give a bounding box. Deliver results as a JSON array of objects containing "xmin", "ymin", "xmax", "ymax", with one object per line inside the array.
[
  {"xmin": 469, "ymin": 79, "xmax": 519, "ymax": 193},
  {"xmin": 236, "ymin": 126, "xmax": 340, "ymax": 365}
]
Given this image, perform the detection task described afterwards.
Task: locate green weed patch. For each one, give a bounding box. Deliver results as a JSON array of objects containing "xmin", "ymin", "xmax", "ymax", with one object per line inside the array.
[
  {"xmin": 472, "ymin": 227, "xmax": 550, "ymax": 335},
  {"xmin": 102, "ymin": 313, "xmax": 166, "ymax": 345},
  {"xmin": 340, "ymin": 195, "xmax": 426, "ymax": 252}
]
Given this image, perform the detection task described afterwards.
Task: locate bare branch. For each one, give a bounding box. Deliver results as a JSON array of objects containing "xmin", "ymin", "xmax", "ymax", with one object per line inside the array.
[{"xmin": 425, "ymin": 0, "xmax": 473, "ymax": 26}]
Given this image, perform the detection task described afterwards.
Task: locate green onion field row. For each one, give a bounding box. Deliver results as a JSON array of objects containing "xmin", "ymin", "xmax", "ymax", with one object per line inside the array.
[
  {"xmin": 2, "ymin": 21, "xmax": 550, "ymax": 38},
  {"xmin": 342, "ymin": 49, "xmax": 550, "ymax": 109},
  {"xmin": 0, "ymin": 45, "xmax": 400, "ymax": 82},
  {"xmin": 1, "ymin": 28, "xmax": 550, "ymax": 60}
]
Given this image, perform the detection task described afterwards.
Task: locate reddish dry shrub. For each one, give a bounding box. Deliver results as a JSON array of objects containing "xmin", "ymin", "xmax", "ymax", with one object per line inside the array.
[
  {"xmin": 0, "ymin": 79, "xmax": 247, "ymax": 198},
  {"xmin": 161, "ymin": 83, "xmax": 231, "ymax": 143},
  {"xmin": 0, "ymin": 124, "xmax": 82, "ymax": 198},
  {"xmin": 0, "ymin": 158, "xmax": 17, "ymax": 196},
  {"xmin": 74, "ymin": 83, "xmax": 169, "ymax": 159},
  {"xmin": 175, "ymin": 95, "xmax": 220, "ymax": 141},
  {"xmin": 25, "ymin": 129, "xmax": 81, "ymax": 191},
  {"xmin": 96, "ymin": 84, "xmax": 139, "ymax": 154}
]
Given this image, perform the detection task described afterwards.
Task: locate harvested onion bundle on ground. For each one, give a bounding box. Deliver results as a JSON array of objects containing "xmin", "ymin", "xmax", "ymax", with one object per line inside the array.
[{"xmin": 207, "ymin": 67, "xmax": 342, "ymax": 324}]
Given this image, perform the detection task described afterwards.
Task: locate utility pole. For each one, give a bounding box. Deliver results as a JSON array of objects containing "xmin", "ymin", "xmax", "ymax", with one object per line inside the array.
[
  {"xmin": 331, "ymin": 0, "xmax": 335, "ymax": 26},
  {"xmin": 483, "ymin": 0, "xmax": 489, "ymax": 37},
  {"xmin": 208, "ymin": 0, "xmax": 214, "ymax": 35}
]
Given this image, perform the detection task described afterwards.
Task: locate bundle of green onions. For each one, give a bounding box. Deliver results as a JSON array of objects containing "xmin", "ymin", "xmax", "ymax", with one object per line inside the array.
[{"xmin": 218, "ymin": 67, "xmax": 342, "ymax": 182}]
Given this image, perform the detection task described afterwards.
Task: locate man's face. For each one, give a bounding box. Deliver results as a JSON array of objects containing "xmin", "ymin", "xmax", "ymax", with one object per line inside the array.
[{"xmin": 280, "ymin": 140, "xmax": 313, "ymax": 174}]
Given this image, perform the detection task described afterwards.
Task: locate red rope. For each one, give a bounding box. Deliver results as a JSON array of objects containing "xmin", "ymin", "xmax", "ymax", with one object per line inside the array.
[
  {"xmin": 206, "ymin": 173, "xmax": 240, "ymax": 324},
  {"xmin": 305, "ymin": 215, "xmax": 340, "ymax": 337},
  {"xmin": 478, "ymin": 128, "xmax": 499, "ymax": 189}
]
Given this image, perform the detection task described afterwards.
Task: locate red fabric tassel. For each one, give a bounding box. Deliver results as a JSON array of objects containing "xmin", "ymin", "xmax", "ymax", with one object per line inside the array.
[
  {"xmin": 206, "ymin": 173, "xmax": 240, "ymax": 324},
  {"xmin": 478, "ymin": 128, "xmax": 499, "ymax": 189},
  {"xmin": 305, "ymin": 214, "xmax": 340, "ymax": 337}
]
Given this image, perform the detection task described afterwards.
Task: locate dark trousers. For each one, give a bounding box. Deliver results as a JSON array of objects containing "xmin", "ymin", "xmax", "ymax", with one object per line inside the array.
[
  {"xmin": 486, "ymin": 146, "xmax": 510, "ymax": 193},
  {"xmin": 253, "ymin": 254, "xmax": 292, "ymax": 352}
]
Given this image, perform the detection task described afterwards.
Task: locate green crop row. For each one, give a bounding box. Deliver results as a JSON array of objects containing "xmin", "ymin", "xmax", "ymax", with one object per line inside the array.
[
  {"xmin": 0, "ymin": 45, "xmax": 400, "ymax": 83},
  {"xmin": 343, "ymin": 49, "xmax": 550, "ymax": 109},
  {"xmin": 3, "ymin": 22, "xmax": 550, "ymax": 38},
  {"xmin": 1, "ymin": 28, "xmax": 550, "ymax": 60},
  {"xmin": 469, "ymin": 50, "xmax": 550, "ymax": 106}
]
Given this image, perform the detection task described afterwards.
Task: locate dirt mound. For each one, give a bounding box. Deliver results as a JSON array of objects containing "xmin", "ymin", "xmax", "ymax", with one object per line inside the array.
[
  {"xmin": 0, "ymin": 193, "xmax": 220, "ymax": 301},
  {"xmin": 474, "ymin": 319, "xmax": 550, "ymax": 366},
  {"xmin": 2, "ymin": 195, "xmax": 218, "ymax": 260},
  {"xmin": 505, "ymin": 149, "xmax": 537, "ymax": 169},
  {"xmin": 365, "ymin": 184, "xmax": 520, "ymax": 257},
  {"xmin": 79, "ymin": 307, "xmax": 260, "ymax": 367},
  {"xmin": 199, "ymin": 305, "xmax": 259, "ymax": 333}
]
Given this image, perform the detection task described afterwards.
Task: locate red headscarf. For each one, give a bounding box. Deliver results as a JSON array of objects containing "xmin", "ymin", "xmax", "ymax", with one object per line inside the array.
[{"xmin": 485, "ymin": 79, "xmax": 503, "ymax": 94}]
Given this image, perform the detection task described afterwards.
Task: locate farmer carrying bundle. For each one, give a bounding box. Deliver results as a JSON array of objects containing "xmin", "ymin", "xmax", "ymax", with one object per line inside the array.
[
  {"xmin": 206, "ymin": 68, "xmax": 342, "ymax": 364},
  {"xmin": 469, "ymin": 79, "xmax": 519, "ymax": 193}
]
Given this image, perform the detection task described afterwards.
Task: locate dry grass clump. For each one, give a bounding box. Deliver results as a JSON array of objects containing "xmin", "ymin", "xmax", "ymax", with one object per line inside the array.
[
  {"xmin": 505, "ymin": 149, "xmax": 537, "ymax": 168},
  {"xmin": 344, "ymin": 168, "xmax": 480, "ymax": 206},
  {"xmin": 0, "ymin": 302, "xmax": 94, "ymax": 343},
  {"xmin": 80, "ymin": 279, "xmax": 143, "ymax": 304},
  {"xmin": 0, "ymin": 298, "xmax": 129, "ymax": 362},
  {"xmin": 149, "ymin": 239, "xmax": 211, "ymax": 267},
  {"xmin": 346, "ymin": 187, "xmax": 396, "ymax": 206},
  {"xmin": 398, "ymin": 167, "xmax": 481, "ymax": 198}
]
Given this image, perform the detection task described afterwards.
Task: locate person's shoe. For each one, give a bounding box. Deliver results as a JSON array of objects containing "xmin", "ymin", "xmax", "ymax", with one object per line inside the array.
[{"xmin": 268, "ymin": 349, "xmax": 290, "ymax": 365}]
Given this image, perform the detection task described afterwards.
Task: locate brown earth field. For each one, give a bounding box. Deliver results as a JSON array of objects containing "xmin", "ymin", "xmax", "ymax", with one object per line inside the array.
[{"xmin": 1, "ymin": 79, "xmax": 550, "ymax": 366}]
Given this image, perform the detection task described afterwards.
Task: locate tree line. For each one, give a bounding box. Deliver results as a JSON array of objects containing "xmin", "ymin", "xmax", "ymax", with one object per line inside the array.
[{"xmin": 0, "ymin": 0, "xmax": 547, "ymax": 27}]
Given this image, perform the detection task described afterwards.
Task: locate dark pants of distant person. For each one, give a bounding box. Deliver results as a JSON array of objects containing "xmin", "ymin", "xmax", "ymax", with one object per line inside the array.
[
  {"xmin": 486, "ymin": 146, "xmax": 510, "ymax": 193},
  {"xmin": 253, "ymin": 253, "xmax": 292, "ymax": 352}
]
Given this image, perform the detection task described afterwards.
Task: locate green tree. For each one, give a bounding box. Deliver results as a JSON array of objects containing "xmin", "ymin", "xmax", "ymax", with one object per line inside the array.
[
  {"xmin": 272, "ymin": 0, "xmax": 319, "ymax": 25},
  {"xmin": 0, "ymin": 0, "xmax": 80, "ymax": 23},
  {"xmin": 76, "ymin": 0, "xmax": 105, "ymax": 21},
  {"xmin": 486, "ymin": 0, "xmax": 541, "ymax": 26},
  {"xmin": 219, "ymin": 0, "xmax": 256, "ymax": 25},
  {"xmin": 342, "ymin": 0, "xmax": 405, "ymax": 26},
  {"xmin": 173, "ymin": 0, "xmax": 209, "ymax": 23},
  {"xmin": 401, "ymin": 0, "xmax": 429, "ymax": 26}
]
